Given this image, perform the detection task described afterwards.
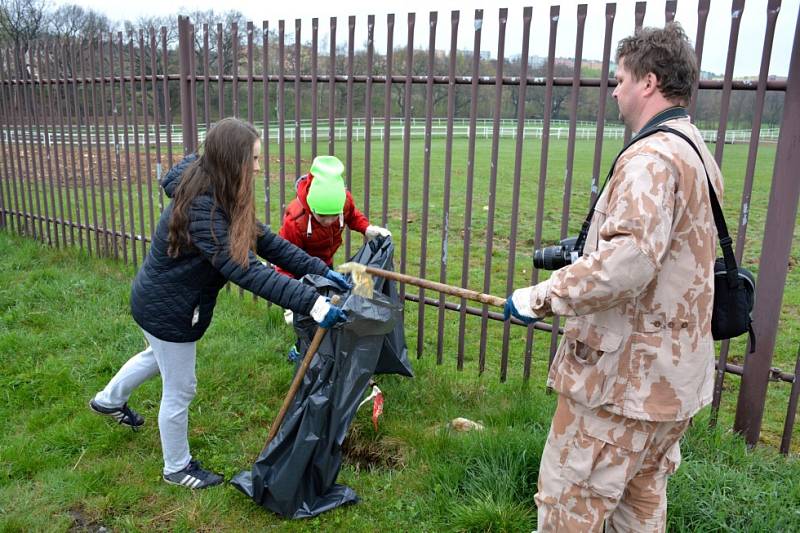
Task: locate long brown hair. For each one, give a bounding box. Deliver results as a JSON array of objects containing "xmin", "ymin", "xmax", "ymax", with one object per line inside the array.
[{"xmin": 167, "ymin": 117, "xmax": 262, "ymax": 268}]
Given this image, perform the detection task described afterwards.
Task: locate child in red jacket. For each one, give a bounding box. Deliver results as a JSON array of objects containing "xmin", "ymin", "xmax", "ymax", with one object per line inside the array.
[
  {"xmin": 276, "ymin": 155, "xmax": 389, "ymax": 274},
  {"xmin": 277, "ymin": 156, "xmax": 390, "ymax": 359}
]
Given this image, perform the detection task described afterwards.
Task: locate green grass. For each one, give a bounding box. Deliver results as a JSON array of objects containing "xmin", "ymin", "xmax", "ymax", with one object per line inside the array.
[
  {"xmin": 4, "ymin": 134, "xmax": 800, "ymax": 452},
  {"xmin": 4, "ymin": 133, "xmax": 800, "ymax": 448},
  {"xmin": 1, "ymin": 231, "xmax": 800, "ymax": 531}
]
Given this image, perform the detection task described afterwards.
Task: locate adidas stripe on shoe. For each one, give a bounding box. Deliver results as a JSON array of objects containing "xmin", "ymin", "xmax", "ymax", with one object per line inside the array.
[
  {"xmin": 89, "ymin": 399, "xmax": 144, "ymax": 429},
  {"xmin": 163, "ymin": 460, "xmax": 223, "ymax": 489}
]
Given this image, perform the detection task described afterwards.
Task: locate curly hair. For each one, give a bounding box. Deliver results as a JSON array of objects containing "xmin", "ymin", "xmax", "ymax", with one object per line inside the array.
[
  {"xmin": 616, "ymin": 22, "xmax": 698, "ymax": 105},
  {"xmin": 167, "ymin": 118, "xmax": 263, "ymax": 268}
]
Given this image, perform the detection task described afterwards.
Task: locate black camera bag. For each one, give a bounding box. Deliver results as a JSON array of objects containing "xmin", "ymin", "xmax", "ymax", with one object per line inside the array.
[{"xmin": 712, "ymin": 257, "xmax": 755, "ymax": 342}]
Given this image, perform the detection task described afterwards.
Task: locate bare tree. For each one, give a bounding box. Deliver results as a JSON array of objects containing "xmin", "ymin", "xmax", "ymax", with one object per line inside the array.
[
  {"xmin": 179, "ymin": 9, "xmax": 246, "ymax": 75},
  {"xmin": 49, "ymin": 4, "xmax": 113, "ymax": 40},
  {"xmin": 0, "ymin": 0, "xmax": 47, "ymax": 54},
  {"xmin": 0, "ymin": 0, "xmax": 47, "ymax": 118}
]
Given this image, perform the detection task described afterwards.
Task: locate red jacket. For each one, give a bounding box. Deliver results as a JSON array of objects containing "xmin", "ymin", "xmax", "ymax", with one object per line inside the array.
[{"xmin": 276, "ymin": 173, "xmax": 370, "ymax": 277}]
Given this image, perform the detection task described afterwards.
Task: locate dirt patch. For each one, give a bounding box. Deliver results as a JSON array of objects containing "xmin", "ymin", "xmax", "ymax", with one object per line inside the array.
[
  {"xmin": 342, "ymin": 424, "xmax": 406, "ymax": 472},
  {"xmin": 1, "ymin": 145, "xmax": 306, "ymax": 189},
  {"xmin": 68, "ymin": 504, "xmax": 108, "ymax": 533},
  {"xmin": 1, "ymin": 144, "xmax": 182, "ymax": 188}
]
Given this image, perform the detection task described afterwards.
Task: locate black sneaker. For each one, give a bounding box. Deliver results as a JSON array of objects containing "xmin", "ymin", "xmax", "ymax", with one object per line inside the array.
[
  {"xmin": 89, "ymin": 399, "xmax": 145, "ymax": 429},
  {"xmin": 163, "ymin": 459, "xmax": 223, "ymax": 489}
]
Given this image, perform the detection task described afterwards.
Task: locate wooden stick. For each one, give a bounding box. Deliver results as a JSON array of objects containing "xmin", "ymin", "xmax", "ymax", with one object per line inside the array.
[
  {"xmin": 347, "ymin": 264, "xmax": 507, "ymax": 308},
  {"xmin": 265, "ymin": 295, "xmax": 341, "ymax": 446}
]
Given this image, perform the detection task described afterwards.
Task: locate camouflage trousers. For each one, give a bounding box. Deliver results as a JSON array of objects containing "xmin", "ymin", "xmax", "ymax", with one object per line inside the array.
[{"xmin": 535, "ymin": 395, "xmax": 690, "ymax": 532}]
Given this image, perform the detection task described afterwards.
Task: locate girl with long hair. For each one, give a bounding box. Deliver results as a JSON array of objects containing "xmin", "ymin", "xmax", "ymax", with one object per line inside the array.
[{"xmin": 90, "ymin": 118, "xmax": 350, "ymax": 489}]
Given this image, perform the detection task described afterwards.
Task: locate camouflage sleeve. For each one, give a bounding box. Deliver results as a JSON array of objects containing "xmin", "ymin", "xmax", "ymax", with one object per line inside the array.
[{"xmin": 528, "ymin": 152, "xmax": 676, "ymax": 317}]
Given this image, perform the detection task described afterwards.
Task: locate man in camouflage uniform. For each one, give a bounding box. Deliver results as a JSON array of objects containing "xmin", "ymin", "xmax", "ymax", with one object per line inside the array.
[{"xmin": 504, "ymin": 23, "xmax": 723, "ymax": 532}]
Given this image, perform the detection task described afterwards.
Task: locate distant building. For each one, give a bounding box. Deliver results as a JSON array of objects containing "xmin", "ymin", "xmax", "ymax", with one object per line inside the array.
[
  {"xmin": 459, "ymin": 49, "xmax": 492, "ymax": 61},
  {"xmin": 529, "ymin": 55, "xmax": 546, "ymax": 68}
]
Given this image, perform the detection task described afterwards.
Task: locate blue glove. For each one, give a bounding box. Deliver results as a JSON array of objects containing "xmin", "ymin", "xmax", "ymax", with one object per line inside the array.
[
  {"xmin": 325, "ymin": 269, "xmax": 352, "ymax": 291},
  {"xmin": 319, "ymin": 302, "xmax": 347, "ymax": 328},
  {"xmin": 503, "ymin": 295, "xmax": 538, "ymax": 325}
]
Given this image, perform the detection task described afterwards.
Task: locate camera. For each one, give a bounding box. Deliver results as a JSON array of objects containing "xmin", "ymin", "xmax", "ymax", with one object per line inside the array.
[{"xmin": 533, "ymin": 236, "xmax": 581, "ymax": 270}]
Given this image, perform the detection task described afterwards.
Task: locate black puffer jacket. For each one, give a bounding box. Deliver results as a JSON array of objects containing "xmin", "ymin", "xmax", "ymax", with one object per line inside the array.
[{"xmin": 130, "ymin": 154, "xmax": 329, "ymax": 342}]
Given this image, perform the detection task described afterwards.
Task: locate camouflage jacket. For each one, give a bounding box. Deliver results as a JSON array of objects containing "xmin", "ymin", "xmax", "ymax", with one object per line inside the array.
[{"xmin": 527, "ymin": 116, "xmax": 723, "ymax": 421}]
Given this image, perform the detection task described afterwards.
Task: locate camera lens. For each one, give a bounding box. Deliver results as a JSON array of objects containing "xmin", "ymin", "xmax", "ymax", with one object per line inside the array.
[
  {"xmin": 533, "ymin": 245, "xmax": 563, "ymax": 270},
  {"xmin": 533, "ymin": 249, "xmax": 545, "ymax": 270}
]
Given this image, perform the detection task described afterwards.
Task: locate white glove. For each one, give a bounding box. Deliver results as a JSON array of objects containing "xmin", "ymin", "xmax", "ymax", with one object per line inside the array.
[
  {"xmin": 511, "ymin": 287, "xmax": 537, "ymax": 319},
  {"xmin": 365, "ymin": 225, "xmax": 392, "ymax": 240},
  {"xmin": 283, "ymin": 309, "xmax": 293, "ymax": 325},
  {"xmin": 310, "ymin": 295, "xmax": 347, "ymax": 327},
  {"xmin": 310, "ymin": 296, "xmax": 332, "ymax": 323}
]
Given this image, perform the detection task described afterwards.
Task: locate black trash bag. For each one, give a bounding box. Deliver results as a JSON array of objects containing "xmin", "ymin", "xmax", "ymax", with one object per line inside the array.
[
  {"xmin": 348, "ymin": 236, "xmax": 413, "ymax": 377},
  {"xmin": 230, "ymin": 240, "xmax": 408, "ymax": 519}
]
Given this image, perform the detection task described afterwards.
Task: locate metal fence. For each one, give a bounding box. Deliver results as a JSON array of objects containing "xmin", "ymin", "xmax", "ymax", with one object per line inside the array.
[{"xmin": 1, "ymin": 1, "xmax": 800, "ymax": 454}]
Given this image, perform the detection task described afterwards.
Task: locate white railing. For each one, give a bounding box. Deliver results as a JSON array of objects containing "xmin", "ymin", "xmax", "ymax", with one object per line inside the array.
[{"xmin": 0, "ymin": 119, "xmax": 781, "ymax": 147}]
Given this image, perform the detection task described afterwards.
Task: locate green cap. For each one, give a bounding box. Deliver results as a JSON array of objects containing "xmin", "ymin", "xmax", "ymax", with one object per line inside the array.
[{"xmin": 306, "ymin": 155, "xmax": 346, "ymax": 214}]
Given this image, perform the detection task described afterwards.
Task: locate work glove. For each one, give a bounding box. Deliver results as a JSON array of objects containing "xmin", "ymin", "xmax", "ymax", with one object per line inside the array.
[
  {"xmin": 283, "ymin": 308, "xmax": 293, "ymax": 325},
  {"xmin": 365, "ymin": 225, "xmax": 392, "ymax": 241},
  {"xmin": 503, "ymin": 287, "xmax": 539, "ymax": 325},
  {"xmin": 325, "ymin": 269, "xmax": 353, "ymax": 291},
  {"xmin": 310, "ymin": 296, "xmax": 348, "ymax": 328}
]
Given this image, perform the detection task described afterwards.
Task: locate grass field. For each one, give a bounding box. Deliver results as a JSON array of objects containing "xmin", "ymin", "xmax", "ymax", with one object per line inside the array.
[
  {"xmin": 3, "ymin": 133, "xmax": 797, "ymax": 448},
  {"xmin": 1, "ymin": 231, "xmax": 800, "ymax": 531},
  {"xmin": 2, "ymin": 131, "xmax": 800, "ymax": 531}
]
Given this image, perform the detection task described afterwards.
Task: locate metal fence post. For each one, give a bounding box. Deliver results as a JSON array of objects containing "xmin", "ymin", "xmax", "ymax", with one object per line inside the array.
[
  {"xmin": 734, "ymin": 4, "xmax": 800, "ymax": 447},
  {"xmin": 178, "ymin": 16, "xmax": 196, "ymax": 154}
]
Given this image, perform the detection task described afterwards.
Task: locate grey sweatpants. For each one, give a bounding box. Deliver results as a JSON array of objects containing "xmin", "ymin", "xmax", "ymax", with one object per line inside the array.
[{"xmin": 93, "ymin": 329, "xmax": 197, "ymax": 475}]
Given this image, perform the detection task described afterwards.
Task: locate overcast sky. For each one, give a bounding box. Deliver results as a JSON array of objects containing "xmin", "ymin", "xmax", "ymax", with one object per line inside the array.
[{"xmin": 57, "ymin": 0, "xmax": 799, "ymax": 77}]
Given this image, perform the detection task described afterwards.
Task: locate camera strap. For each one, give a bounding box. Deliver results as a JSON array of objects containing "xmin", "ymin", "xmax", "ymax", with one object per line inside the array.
[
  {"xmin": 650, "ymin": 126, "xmax": 739, "ymax": 287},
  {"xmin": 574, "ymin": 106, "xmax": 689, "ymax": 254}
]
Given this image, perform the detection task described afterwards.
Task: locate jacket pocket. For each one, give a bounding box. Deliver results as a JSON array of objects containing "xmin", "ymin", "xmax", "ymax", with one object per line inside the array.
[
  {"xmin": 561, "ymin": 415, "xmax": 649, "ymax": 501},
  {"xmin": 660, "ymin": 440, "xmax": 682, "ymax": 476},
  {"xmin": 563, "ymin": 317, "xmax": 624, "ymax": 364}
]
